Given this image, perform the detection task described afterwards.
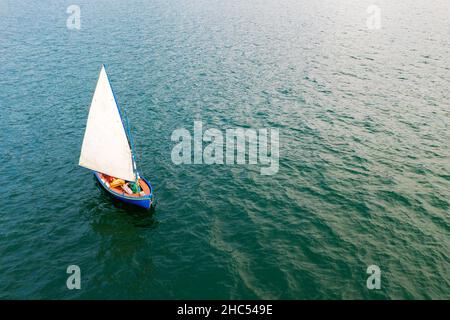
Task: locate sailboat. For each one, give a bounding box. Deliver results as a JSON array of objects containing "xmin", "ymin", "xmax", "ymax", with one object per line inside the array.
[{"xmin": 79, "ymin": 65, "xmax": 154, "ymax": 209}]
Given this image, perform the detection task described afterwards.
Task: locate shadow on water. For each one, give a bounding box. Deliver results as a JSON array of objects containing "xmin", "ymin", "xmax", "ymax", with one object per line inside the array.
[
  {"xmin": 75, "ymin": 185, "xmax": 159, "ymax": 298},
  {"xmin": 93, "ymin": 176, "xmax": 157, "ymax": 223},
  {"xmin": 77, "ymin": 176, "xmax": 159, "ymax": 230}
]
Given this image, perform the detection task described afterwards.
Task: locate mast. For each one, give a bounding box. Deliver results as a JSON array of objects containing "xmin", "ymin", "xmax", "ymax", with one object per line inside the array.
[{"xmin": 103, "ymin": 64, "xmax": 139, "ymax": 183}]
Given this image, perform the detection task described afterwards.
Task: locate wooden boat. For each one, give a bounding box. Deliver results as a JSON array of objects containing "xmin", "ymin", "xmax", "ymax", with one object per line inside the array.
[{"xmin": 79, "ymin": 65, "xmax": 154, "ymax": 209}]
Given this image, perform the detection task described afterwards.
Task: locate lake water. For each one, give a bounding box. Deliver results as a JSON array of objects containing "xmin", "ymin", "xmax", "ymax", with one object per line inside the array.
[{"xmin": 0, "ymin": 0, "xmax": 449, "ymax": 299}]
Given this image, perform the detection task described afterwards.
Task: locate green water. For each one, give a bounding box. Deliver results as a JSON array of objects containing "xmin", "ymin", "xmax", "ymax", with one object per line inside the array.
[{"xmin": 0, "ymin": 0, "xmax": 449, "ymax": 299}]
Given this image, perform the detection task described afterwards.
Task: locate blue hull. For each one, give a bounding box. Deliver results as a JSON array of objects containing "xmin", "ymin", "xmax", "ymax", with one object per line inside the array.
[{"xmin": 94, "ymin": 172, "xmax": 154, "ymax": 210}]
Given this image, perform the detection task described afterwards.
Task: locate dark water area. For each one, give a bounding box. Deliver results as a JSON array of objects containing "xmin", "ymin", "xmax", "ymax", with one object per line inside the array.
[{"xmin": 0, "ymin": 0, "xmax": 449, "ymax": 299}]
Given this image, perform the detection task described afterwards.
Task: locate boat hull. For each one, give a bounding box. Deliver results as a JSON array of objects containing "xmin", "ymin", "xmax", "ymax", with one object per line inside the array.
[{"xmin": 93, "ymin": 172, "xmax": 154, "ymax": 210}]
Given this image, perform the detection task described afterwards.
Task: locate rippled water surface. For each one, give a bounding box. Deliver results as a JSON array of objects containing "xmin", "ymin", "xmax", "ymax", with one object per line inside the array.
[{"xmin": 0, "ymin": 0, "xmax": 449, "ymax": 299}]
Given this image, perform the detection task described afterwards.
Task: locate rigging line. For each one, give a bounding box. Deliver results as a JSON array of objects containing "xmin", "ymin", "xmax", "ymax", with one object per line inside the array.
[{"xmin": 123, "ymin": 109, "xmax": 139, "ymax": 181}]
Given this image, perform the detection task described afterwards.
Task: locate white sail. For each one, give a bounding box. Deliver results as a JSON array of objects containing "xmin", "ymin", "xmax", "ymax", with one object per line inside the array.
[{"xmin": 79, "ymin": 65, "xmax": 136, "ymax": 181}]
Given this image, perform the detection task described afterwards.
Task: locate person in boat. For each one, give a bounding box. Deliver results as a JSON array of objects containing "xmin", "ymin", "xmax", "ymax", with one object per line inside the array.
[{"xmin": 102, "ymin": 174, "xmax": 142, "ymax": 195}]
